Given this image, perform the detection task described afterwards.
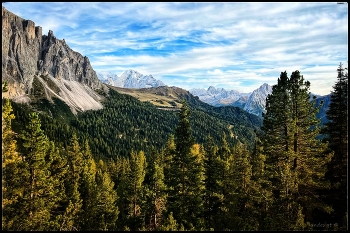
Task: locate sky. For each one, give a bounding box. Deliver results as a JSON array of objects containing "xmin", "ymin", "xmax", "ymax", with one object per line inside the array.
[{"xmin": 3, "ymin": 2, "xmax": 348, "ymax": 95}]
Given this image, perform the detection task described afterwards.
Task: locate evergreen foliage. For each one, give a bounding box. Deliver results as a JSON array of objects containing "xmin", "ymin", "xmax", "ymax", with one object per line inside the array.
[
  {"xmin": 321, "ymin": 62, "xmax": 348, "ymax": 229},
  {"xmin": 143, "ymin": 148, "xmax": 167, "ymax": 230},
  {"xmin": 203, "ymin": 135, "xmax": 223, "ymax": 230},
  {"xmin": 260, "ymin": 70, "xmax": 333, "ymax": 230},
  {"xmin": 166, "ymin": 100, "xmax": 205, "ymax": 230},
  {"xmin": 2, "ymin": 99, "xmax": 25, "ymax": 230},
  {"xmin": 2, "ymin": 66, "xmax": 346, "ymax": 231}
]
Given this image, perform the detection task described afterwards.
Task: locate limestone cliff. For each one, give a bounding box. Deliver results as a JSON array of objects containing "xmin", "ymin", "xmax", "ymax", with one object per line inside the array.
[{"xmin": 2, "ymin": 6, "xmax": 108, "ymax": 114}]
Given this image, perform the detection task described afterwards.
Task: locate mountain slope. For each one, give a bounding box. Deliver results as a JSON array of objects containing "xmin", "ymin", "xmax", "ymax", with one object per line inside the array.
[
  {"xmin": 2, "ymin": 6, "xmax": 108, "ymax": 114},
  {"xmin": 108, "ymin": 85, "xmax": 263, "ymax": 148},
  {"xmin": 243, "ymin": 83, "xmax": 272, "ymax": 116}
]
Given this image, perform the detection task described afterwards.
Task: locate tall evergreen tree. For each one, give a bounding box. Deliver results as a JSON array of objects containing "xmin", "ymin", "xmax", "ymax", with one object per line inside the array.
[
  {"xmin": 61, "ymin": 133, "xmax": 83, "ymax": 230},
  {"xmin": 44, "ymin": 141, "xmax": 69, "ymax": 230},
  {"xmin": 321, "ymin": 62, "xmax": 348, "ymax": 229},
  {"xmin": 17, "ymin": 112, "xmax": 60, "ymax": 230},
  {"xmin": 225, "ymin": 143, "xmax": 260, "ymax": 230},
  {"xmin": 250, "ymin": 132, "xmax": 273, "ymax": 230},
  {"xmin": 94, "ymin": 162, "xmax": 119, "ymax": 230},
  {"xmin": 129, "ymin": 150, "xmax": 147, "ymax": 230},
  {"xmin": 116, "ymin": 150, "xmax": 147, "ymax": 230},
  {"xmin": 214, "ymin": 133, "xmax": 234, "ymax": 230},
  {"xmin": 79, "ymin": 139, "xmax": 98, "ymax": 230},
  {"xmin": 167, "ymin": 100, "xmax": 205, "ymax": 230},
  {"xmin": 203, "ymin": 135, "xmax": 223, "ymax": 230},
  {"xmin": 144, "ymin": 148, "xmax": 167, "ymax": 230},
  {"xmin": 2, "ymin": 99, "xmax": 25, "ymax": 230},
  {"xmin": 115, "ymin": 156, "xmax": 132, "ymax": 230},
  {"xmin": 261, "ymin": 70, "xmax": 333, "ymax": 230}
]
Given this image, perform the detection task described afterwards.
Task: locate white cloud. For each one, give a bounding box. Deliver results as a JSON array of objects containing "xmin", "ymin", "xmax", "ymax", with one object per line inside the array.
[{"xmin": 3, "ymin": 2, "xmax": 348, "ymax": 95}]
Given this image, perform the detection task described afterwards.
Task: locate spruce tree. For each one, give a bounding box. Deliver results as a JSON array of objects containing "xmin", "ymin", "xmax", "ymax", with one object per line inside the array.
[
  {"xmin": 2, "ymin": 99, "xmax": 25, "ymax": 230},
  {"xmin": 129, "ymin": 150, "xmax": 147, "ymax": 230},
  {"xmin": 167, "ymin": 100, "xmax": 205, "ymax": 230},
  {"xmin": 261, "ymin": 70, "xmax": 333, "ymax": 230},
  {"xmin": 94, "ymin": 164, "xmax": 119, "ymax": 230},
  {"xmin": 18, "ymin": 112, "xmax": 59, "ymax": 230},
  {"xmin": 225, "ymin": 143, "xmax": 260, "ymax": 230},
  {"xmin": 203, "ymin": 135, "xmax": 223, "ymax": 230},
  {"xmin": 61, "ymin": 133, "xmax": 83, "ymax": 230},
  {"xmin": 214, "ymin": 133, "xmax": 233, "ymax": 230},
  {"xmin": 45, "ymin": 141, "xmax": 69, "ymax": 230},
  {"xmin": 79, "ymin": 139, "xmax": 98, "ymax": 230},
  {"xmin": 144, "ymin": 148, "xmax": 167, "ymax": 230},
  {"xmin": 321, "ymin": 62, "xmax": 348, "ymax": 229},
  {"xmin": 116, "ymin": 150, "xmax": 147, "ymax": 230}
]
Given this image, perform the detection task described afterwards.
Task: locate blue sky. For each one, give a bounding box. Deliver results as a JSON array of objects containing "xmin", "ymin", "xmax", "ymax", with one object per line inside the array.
[{"xmin": 3, "ymin": 2, "xmax": 348, "ymax": 95}]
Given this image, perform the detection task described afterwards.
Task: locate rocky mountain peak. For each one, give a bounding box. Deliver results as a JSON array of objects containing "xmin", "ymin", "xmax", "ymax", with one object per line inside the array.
[
  {"xmin": 98, "ymin": 70, "xmax": 165, "ymax": 89},
  {"xmin": 207, "ymin": 86, "xmax": 216, "ymax": 92},
  {"xmin": 2, "ymin": 7, "xmax": 107, "ymax": 114}
]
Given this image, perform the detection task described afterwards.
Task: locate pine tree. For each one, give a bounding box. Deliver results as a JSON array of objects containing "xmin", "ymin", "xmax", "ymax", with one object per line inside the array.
[
  {"xmin": 79, "ymin": 139, "xmax": 98, "ymax": 230},
  {"xmin": 116, "ymin": 150, "xmax": 147, "ymax": 230},
  {"xmin": 250, "ymin": 132, "xmax": 273, "ymax": 230},
  {"xmin": 321, "ymin": 62, "xmax": 348, "ymax": 229},
  {"xmin": 17, "ymin": 112, "xmax": 60, "ymax": 230},
  {"xmin": 115, "ymin": 156, "xmax": 131, "ymax": 230},
  {"xmin": 225, "ymin": 142, "xmax": 260, "ymax": 230},
  {"xmin": 203, "ymin": 135, "xmax": 223, "ymax": 230},
  {"xmin": 159, "ymin": 212, "xmax": 179, "ymax": 231},
  {"xmin": 261, "ymin": 70, "xmax": 333, "ymax": 230},
  {"xmin": 61, "ymin": 133, "xmax": 83, "ymax": 230},
  {"xmin": 129, "ymin": 150, "xmax": 147, "ymax": 230},
  {"xmin": 167, "ymin": 100, "xmax": 205, "ymax": 230},
  {"xmin": 144, "ymin": 148, "xmax": 167, "ymax": 230},
  {"xmin": 163, "ymin": 134, "xmax": 176, "ymax": 188},
  {"xmin": 214, "ymin": 133, "xmax": 233, "ymax": 230},
  {"xmin": 45, "ymin": 141, "xmax": 69, "ymax": 230},
  {"xmin": 2, "ymin": 99, "xmax": 25, "ymax": 230},
  {"xmin": 94, "ymin": 164, "xmax": 119, "ymax": 230},
  {"xmin": 289, "ymin": 71, "xmax": 333, "ymax": 224}
]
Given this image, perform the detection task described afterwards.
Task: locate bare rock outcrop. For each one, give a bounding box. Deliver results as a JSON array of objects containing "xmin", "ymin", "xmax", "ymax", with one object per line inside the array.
[{"xmin": 2, "ymin": 6, "xmax": 108, "ymax": 113}]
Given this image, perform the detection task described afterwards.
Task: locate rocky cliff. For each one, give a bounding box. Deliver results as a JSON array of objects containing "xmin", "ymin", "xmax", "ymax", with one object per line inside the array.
[{"xmin": 2, "ymin": 6, "xmax": 108, "ymax": 114}]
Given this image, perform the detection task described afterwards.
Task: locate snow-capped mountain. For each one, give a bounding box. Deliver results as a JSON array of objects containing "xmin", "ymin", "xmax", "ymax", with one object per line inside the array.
[
  {"xmin": 97, "ymin": 71, "xmax": 119, "ymax": 86},
  {"xmin": 190, "ymin": 86, "xmax": 250, "ymax": 106},
  {"xmin": 190, "ymin": 84, "xmax": 272, "ymax": 117},
  {"xmin": 97, "ymin": 69, "xmax": 165, "ymax": 88},
  {"xmin": 243, "ymin": 83, "xmax": 273, "ymax": 116}
]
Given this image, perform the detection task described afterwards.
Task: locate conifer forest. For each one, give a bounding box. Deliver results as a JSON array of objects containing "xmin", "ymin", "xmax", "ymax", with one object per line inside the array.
[{"xmin": 2, "ymin": 63, "xmax": 348, "ymax": 231}]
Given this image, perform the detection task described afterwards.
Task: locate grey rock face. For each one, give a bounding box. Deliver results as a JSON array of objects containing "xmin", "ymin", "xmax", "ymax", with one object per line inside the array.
[
  {"xmin": 243, "ymin": 83, "xmax": 272, "ymax": 116},
  {"xmin": 2, "ymin": 7, "xmax": 107, "ymax": 113},
  {"xmin": 2, "ymin": 7, "xmax": 42, "ymax": 95},
  {"xmin": 38, "ymin": 30, "xmax": 103, "ymax": 90}
]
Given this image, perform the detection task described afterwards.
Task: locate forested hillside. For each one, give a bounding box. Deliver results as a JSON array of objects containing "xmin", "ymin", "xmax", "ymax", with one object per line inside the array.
[
  {"xmin": 8, "ymin": 85, "xmax": 261, "ymax": 160},
  {"xmin": 2, "ymin": 64, "xmax": 347, "ymax": 231}
]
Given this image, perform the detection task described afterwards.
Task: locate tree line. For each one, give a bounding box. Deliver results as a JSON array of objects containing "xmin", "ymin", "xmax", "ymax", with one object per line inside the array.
[{"xmin": 2, "ymin": 63, "xmax": 347, "ymax": 230}]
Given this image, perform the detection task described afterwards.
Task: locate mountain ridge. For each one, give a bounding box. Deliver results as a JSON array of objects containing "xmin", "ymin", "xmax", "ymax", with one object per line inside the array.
[
  {"xmin": 2, "ymin": 6, "xmax": 108, "ymax": 114},
  {"xmin": 98, "ymin": 69, "xmax": 165, "ymax": 89},
  {"xmin": 190, "ymin": 83, "xmax": 272, "ymax": 117}
]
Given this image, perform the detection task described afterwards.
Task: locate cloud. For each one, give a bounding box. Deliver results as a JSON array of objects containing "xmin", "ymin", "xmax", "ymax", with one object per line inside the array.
[{"xmin": 3, "ymin": 2, "xmax": 348, "ymax": 95}]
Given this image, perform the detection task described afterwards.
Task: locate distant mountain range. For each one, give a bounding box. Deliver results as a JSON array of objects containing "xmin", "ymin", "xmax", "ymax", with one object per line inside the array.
[
  {"xmin": 97, "ymin": 69, "xmax": 330, "ymax": 119},
  {"xmin": 97, "ymin": 70, "xmax": 165, "ymax": 89},
  {"xmin": 190, "ymin": 84, "xmax": 330, "ymax": 120},
  {"xmin": 190, "ymin": 83, "xmax": 273, "ymax": 117}
]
